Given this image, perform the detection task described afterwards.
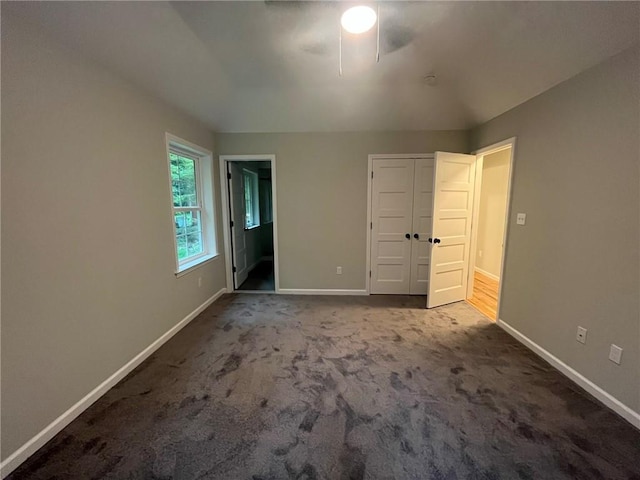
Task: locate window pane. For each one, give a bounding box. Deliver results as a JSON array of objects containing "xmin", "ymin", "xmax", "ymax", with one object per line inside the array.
[
  {"xmin": 174, "ymin": 212, "xmax": 186, "ymax": 236},
  {"xmin": 244, "ymin": 173, "xmax": 252, "ymax": 227},
  {"xmin": 176, "ymin": 210, "xmax": 203, "ymax": 262},
  {"xmin": 186, "ymin": 231, "xmax": 203, "ymax": 257},
  {"xmin": 176, "ymin": 235, "xmax": 188, "ymax": 261},
  {"xmin": 170, "ymin": 152, "xmax": 198, "ymax": 208},
  {"xmin": 185, "ymin": 210, "xmax": 201, "ymax": 235}
]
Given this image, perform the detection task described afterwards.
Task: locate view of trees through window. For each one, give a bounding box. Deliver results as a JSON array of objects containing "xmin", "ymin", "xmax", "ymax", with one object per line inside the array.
[{"xmin": 170, "ymin": 151, "xmax": 203, "ymax": 261}]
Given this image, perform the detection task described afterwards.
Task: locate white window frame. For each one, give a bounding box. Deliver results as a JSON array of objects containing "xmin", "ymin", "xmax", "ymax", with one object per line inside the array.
[
  {"xmin": 165, "ymin": 133, "xmax": 218, "ymax": 276},
  {"xmin": 243, "ymin": 168, "xmax": 260, "ymax": 229}
]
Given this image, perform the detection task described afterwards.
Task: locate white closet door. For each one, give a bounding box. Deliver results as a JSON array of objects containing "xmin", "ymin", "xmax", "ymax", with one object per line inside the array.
[
  {"xmin": 370, "ymin": 159, "xmax": 414, "ymax": 294},
  {"xmin": 409, "ymin": 158, "xmax": 434, "ymax": 295},
  {"xmin": 230, "ymin": 163, "xmax": 248, "ymax": 288},
  {"xmin": 427, "ymin": 152, "xmax": 476, "ymax": 308}
]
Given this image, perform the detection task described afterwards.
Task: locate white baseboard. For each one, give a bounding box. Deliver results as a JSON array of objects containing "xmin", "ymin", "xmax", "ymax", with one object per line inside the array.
[
  {"xmin": 497, "ymin": 318, "xmax": 640, "ymax": 430},
  {"xmin": 475, "ymin": 267, "xmax": 500, "ymax": 282},
  {"xmin": 0, "ymin": 287, "xmax": 227, "ymax": 479},
  {"xmin": 278, "ymin": 288, "xmax": 368, "ymax": 296}
]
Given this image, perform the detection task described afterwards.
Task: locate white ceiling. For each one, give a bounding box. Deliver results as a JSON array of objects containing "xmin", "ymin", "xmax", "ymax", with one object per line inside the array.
[{"xmin": 8, "ymin": 1, "xmax": 640, "ymax": 132}]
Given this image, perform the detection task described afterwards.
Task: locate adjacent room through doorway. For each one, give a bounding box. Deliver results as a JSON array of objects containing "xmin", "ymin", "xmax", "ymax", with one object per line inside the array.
[
  {"xmin": 227, "ymin": 160, "xmax": 275, "ymax": 292},
  {"xmin": 467, "ymin": 146, "xmax": 512, "ymax": 320}
]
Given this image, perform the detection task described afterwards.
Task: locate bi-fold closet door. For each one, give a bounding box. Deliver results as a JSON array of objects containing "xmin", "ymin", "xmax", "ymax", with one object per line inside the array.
[{"xmin": 370, "ymin": 157, "xmax": 434, "ymax": 295}]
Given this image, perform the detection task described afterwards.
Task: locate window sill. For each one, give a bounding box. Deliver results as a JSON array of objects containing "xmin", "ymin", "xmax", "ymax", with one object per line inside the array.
[
  {"xmin": 244, "ymin": 225, "xmax": 260, "ymax": 231},
  {"xmin": 175, "ymin": 253, "xmax": 218, "ymax": 278}
]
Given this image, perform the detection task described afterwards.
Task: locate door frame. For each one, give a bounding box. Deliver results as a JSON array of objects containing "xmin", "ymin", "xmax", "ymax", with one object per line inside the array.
[
  {"xmin": 366, "ymin": 153, "xmax": 432, "ymax": 294},
  {"xmin": 467, "ymin": 137, "xmax": 517, "ymax": 320},
  {"xmin": 219, "ymin": 154, "xmax": 280, "ymax": 293}
]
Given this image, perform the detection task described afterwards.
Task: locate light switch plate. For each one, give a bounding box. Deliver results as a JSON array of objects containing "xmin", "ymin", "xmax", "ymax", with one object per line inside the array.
[
  {"xmin": 609, "ymin": 344, "xmax": 623, "ymax": 365},
  {"xmin": 576, "ymin": 326, "xmax": 587, "ymax": 344},
  {"xmin": 516, "ymin": 213, "xmax": 526, "ymax": 225}
]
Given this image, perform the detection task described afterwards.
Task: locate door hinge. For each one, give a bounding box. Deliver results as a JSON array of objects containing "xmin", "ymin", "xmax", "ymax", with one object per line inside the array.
[
  {"xmin": 227, "ymin": 172, "xmax": 231, "ymax": 180},
  {"xmin": 369, "ymin": 270, "xmax": 372, "ymax": 278},
  {"xmin": 370, "ymin": 222, "xmax": 373, "ymax": 230},
  {"xmin": 371, "ymin": 171, "xmax": 374, "ymax": 179},
  {"xmin": 230, "ymin": 220, "xmax": 234, "ymax": 227},
  {"xmin": 233, "ymin": 266, "xmax": 237, "ymax": 273}
]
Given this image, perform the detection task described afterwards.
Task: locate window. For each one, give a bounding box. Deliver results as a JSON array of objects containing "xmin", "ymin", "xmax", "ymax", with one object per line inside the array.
[
  {"xmin": 259, "ymin": 177, "xmax": 273, "ymax": 224},
  {"xmin": 167, "ymin": 134, "xmax": 216, "ymax": 274},
  {"xmin": 243, "ymin": 169, "xmax": 260, "ymax": 229}
]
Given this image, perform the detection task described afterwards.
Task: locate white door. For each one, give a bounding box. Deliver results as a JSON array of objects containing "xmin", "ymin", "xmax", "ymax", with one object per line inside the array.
[
  {"xmin": 229, "ymin": 163, "xmax": 248, "ymax": 287},
  {"xmin": 370, "ymin": 159, "xmax": 414, "ymax": 294},
  {"xmin": 409, "ymin": 158, "xmax": 434, "ymax": 294},
  {"xmin": 427, "ymin": 152, "xmax": 477, "ymax": 308}
]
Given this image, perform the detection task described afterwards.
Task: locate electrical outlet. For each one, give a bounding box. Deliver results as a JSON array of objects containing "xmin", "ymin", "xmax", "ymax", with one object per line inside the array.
[
  {"xmin": 336, "ymin": 266, "xmax": 343, "ymax": 275},
  {"xmin": 609, "ymin": 344, "xmax": 623, "ymax": 365},
  {"xmin": 198, "ymin": 277, "xmax": 202, "ymax": 288},
  {"xmin": 516, "ymin": 213, "xmax": 527, "ymax": 225},
  {"xmin": 576, "ymin": 327, "xmax": 587, "ymax": 344},
  {"xmin": 479, "ymin": 250, "xmax": 483, "ymax": 258}
]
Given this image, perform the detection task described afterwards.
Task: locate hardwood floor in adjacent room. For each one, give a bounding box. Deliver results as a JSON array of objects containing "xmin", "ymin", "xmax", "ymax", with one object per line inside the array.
[{"xmin": 467, "ymin": 270, "xmax": 499, "ymax": 320}]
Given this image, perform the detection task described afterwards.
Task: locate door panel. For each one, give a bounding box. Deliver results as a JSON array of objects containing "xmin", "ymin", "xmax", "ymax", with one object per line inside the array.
[
  {"xmin": 409, "ymin": 158, "xmax": 434, "ymax": 295},
  {"xmin": 230, "ymin": 162, "xmax": 248, "ymax": 288},
  {"xmin": 427, "ymin": 152, "xmax": 476, "ymax": 308},
  {"xmin": 370, "ymin": 159, "xmax": 414, "ymax": 294}
]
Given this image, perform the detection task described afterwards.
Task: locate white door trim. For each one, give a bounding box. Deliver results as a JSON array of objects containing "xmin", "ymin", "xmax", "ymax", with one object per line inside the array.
[
  {"xmin": 468, "ymin": 137, "xmax": 517, "ymax": 320},
  {"xmin": 366, "ymin": 154, "xmax": 433, "ymax": 294},
  {"xmin": 219, "ymin": 154, "xmax": 280, "ymax": 293},
  {"xmin": 467, "ymin": 154, "xmax": 484, "ymax": 297}
]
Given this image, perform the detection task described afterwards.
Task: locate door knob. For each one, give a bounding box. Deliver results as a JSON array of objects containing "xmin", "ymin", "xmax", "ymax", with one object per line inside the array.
[
  {"xmin": 434, "ymin": 238, "xmax": 441, "ymax": 244},
  {"xmin": 414, "ymin": 233, "xmax": 419, "ymax": 239},
  {"xmin": 405, "ymin": 233, "xmax": 411, "ymax": 239},
  {"xmin": 428, "ymin": 238, "xmax": 433, "ymax": 243}
]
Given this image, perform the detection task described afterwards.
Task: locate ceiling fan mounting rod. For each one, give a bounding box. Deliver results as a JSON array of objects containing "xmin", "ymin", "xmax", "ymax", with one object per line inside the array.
[
  {"xmin": 339, "ymin": 26, "xmax": 343, "ymax": 76},
  {"xmin": 376, "ymin": 3, "xmax": 380, "ymax": 63},
  {"xmin": 338, "ymin": 3, "xmax": 380, "ymax": 76}
]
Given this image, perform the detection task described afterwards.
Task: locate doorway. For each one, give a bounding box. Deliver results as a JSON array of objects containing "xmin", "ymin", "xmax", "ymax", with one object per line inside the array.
[
  {"xmin": 466, "ymin": 141, "xmax": 515, "ymax": 320},
  {"xmin": 365, "ymin": 145, "xmax": 514, "ymax": 313},
  {"xmin": 219, "ymin": 155, "xmax": 279, "ymax": 293}
]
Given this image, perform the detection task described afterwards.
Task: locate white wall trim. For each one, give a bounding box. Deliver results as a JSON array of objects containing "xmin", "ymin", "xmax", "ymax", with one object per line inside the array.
[
  {"xmin": 278, "ymin": 289, "xmax": 368, "ymax": 296},
  {"xmin": 473, "ymin": 137, "xmax": 517, "ymax": 156},
  {"xmin": 0, "ymin": 287, "xmax": 227, "ymax": 479},
  {"xmin": 219, "ymin": 155, "xmax": 279, "ymax": 293},
  {"xmin": 366, "ymin": 157, "xmax": 373, "ymax": 294},
  {"xmin": 497, "ymin": 318, "xmax": 640, "ymax": 430},
  {"xmin": 467, "ymin": 154, "xmax": 484, "ymax": 298},
  {"xmin": 475, "ymin": 267, "xmax": 500, "ymax": 282}
]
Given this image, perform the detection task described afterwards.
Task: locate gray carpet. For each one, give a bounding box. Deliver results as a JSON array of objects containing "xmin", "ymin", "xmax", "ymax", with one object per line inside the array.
[{"xmin": 8, "ymin": 294, "xmax": 640, "ymax": 480}]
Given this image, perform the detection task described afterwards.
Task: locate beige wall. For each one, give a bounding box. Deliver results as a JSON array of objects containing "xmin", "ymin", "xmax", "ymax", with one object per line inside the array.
[
  {"xmin": 216, "ymin": 131, "xmax": 469, "ymax": 290},
  {"xmin": 1, "ymin": 13, "xmax": 226, "ymax": 459},
  {"xmin": 476, "ymin": 149, "xmax": 511, "ymax": 278},
  {"xmin": 472, "ymin": 46, "xmax": 640, "ymax": 412}
]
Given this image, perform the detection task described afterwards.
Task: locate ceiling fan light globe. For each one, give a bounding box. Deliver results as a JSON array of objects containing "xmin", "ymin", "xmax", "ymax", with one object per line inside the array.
[{"xmin": 341, "ymin": 6, "xmax": 377, "ymax": 34}]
